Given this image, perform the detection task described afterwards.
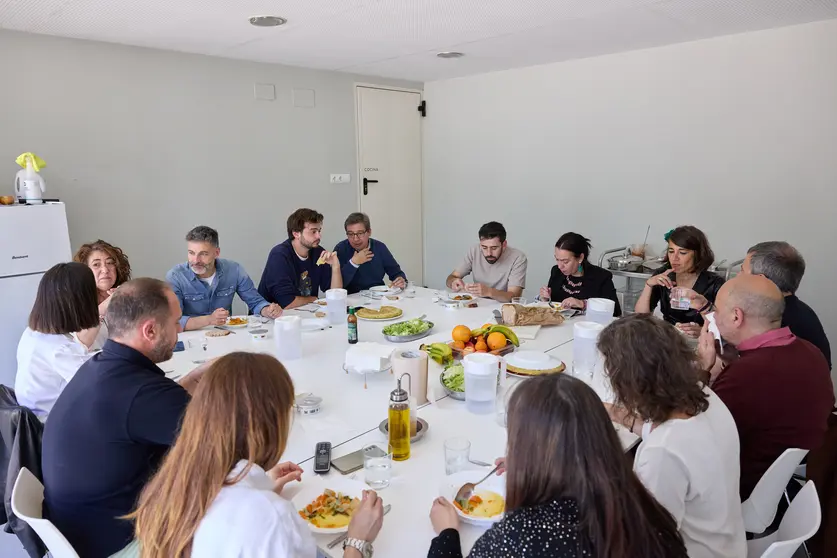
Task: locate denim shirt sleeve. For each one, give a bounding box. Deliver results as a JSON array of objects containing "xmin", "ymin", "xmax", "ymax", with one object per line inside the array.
[
  {"xmin": 234, "ymin": 263, "xmax": 270, "ymax": 315},
  {"xmin": 165, "ymin": 267, "xmax": 191, "ymax": 330}
]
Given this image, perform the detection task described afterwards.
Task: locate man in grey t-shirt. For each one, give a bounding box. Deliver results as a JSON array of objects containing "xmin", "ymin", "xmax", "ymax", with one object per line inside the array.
[{"xmin": 446, "ymin": 221, "xmax": 528, "ymax": 302}]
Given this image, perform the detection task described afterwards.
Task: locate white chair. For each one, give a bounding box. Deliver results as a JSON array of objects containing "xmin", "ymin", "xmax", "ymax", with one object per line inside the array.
[
  {"xmin": 747, "ymin": 481, "xmax": 821, "ymax": 558},
  {"xmin": 10, "ymin": 467, "xmax": 80, "ymax": 558},
  {"xmin": 742, "ymin": 448, "xmax": 809, "ymax": 534}
]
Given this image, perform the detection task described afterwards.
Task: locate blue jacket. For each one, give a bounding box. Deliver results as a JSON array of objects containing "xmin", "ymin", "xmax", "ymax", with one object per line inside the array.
[
  {"xmin": 258, "ymin": 239, "xmax": 332, "ymax": 307},
  {"xmin": 166, "ymin": 259, "xmax": 269, "ymax": 328},
  {"xmin": 334, "ymin": 238, "xmax": 406, "ymax": 294}
]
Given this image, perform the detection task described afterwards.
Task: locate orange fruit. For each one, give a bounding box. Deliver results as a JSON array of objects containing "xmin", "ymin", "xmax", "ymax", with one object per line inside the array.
[
  {"xmin": 452, "ymin": 325, "xmax": 472, "ymax": 343},
  {"xmin": 486, "ymin": 332, "xmax": 507, "ymax": 351},
  {"xmin": 453, "ymin": 340, "xmax": 466, "ymax": 350},
  {"xmin": 475, "ymin": 339, "xmax": 488, "ymax": 352}
]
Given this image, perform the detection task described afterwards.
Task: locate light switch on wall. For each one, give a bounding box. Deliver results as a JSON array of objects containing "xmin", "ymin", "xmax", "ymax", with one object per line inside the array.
[{"xmin": 330, "ymin": 174, "xmax": 350, "ymax": 184}]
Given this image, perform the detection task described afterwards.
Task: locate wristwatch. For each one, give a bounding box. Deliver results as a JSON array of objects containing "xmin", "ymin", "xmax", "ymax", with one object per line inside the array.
[{"xmin": 343, "ymin": 538, "xmax": 373, "ymax": 557}]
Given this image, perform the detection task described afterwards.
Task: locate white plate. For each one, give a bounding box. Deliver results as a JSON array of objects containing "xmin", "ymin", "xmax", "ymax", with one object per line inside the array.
[
  {"xmin": 446, "ymin": 292, "xmax": 475, "ymax": 302},
  {"xmin": 441, "ymin": 471, "xmax": 506, "ymax": 527},
  {"xmin": 291, "ymin": 477, "xmax": 369, "ymax": 534},
  {"xmin": 301, "ymin": 318, "xmax": 330, "ymax": 332},
  {"xmin": 368, "ymin": 286, "xmax": 403, "ymax": 295},
  {"xmin": 224, "ymin": 316, "xmax": 249, "ymax": 328}
]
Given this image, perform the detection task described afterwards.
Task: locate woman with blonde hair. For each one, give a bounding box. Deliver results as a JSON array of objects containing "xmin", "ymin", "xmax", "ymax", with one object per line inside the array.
[{"xmin": 130, "ymin": 352, "xmax": 384, "ymax": 557}]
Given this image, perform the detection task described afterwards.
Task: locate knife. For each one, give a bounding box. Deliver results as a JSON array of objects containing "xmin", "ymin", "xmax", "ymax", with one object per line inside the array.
[
  {"xmin": 327, "ymin": 504, "xmax": 391, "ymax": 549},
  {"xmin": 215, "ymin": 326, "xmax": 236, "ymax": 334}
]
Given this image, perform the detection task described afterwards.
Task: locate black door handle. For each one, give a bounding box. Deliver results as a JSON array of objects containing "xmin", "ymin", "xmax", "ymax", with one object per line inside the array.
[{"xmin": 363, "ymin": 177, "xmax": 379, "ymax": 195}]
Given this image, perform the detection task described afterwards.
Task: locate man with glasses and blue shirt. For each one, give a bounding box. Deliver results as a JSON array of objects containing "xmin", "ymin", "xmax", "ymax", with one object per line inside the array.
[
  {"xmin": 334, "ymin": 212, "xmax": 407, "ymax": 294},
  {"xmin": 166, "ymin": 226, "xmax": 283, "ymax": 330}
]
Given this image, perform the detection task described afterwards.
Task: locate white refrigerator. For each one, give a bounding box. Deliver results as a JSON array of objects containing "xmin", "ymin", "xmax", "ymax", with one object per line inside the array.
[{"xmin": 0, "ymin": 203, "xmax": 72, "ymax": 388}]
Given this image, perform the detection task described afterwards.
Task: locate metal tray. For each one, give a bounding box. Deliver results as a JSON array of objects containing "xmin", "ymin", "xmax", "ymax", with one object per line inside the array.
[
  {"xmin": 382, "ymin": 321, "xmax": 434, "ymax": 343},
  {"xmin": 378, "ymin": 417, "xmax": 428, "ymax": 443},
  {"xmin": 440, "ymin": 372, "xmax": 466, "ymax": 401}
]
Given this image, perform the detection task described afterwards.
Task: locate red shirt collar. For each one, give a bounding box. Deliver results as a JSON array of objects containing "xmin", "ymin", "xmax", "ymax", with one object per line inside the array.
[{"xmin": 737, "ymin": 327, "xmax": 796, "ymax": 351}]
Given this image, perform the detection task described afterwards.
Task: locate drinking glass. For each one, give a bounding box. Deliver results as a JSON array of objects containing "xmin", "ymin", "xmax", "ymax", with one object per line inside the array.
[
  {"xmin": 444, "ymin": 437, "xmax": 471, "ymax": 475},
  {"xmin": 670, "ymin": 287, "xmax": 691, "ymax": 310},
  {"xmin": 511, "ymin": 297, "xmax": 527, "ymax": 306},
  {"xmin": 248, "ymin": 315, "xmax": 265, "ymax": 329},
  {"xmin": 405, "ymin": 280, "xmax": 417, "ymax": 297},
  {"xmin": 363, "ymin": 444, "xmax": 393, "ymax": 489},
  {"xmin": 539, "ymin": 296, "xmax": 551, "ymax": 305}
]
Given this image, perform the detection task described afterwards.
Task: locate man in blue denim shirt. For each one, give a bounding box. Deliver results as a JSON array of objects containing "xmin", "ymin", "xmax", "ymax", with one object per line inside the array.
[{"xmin": 166, "ymin": 226, "xmax": 283, "ymax": 330}]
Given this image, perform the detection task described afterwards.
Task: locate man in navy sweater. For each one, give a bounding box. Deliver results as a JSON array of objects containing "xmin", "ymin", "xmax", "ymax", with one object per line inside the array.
[
  {"xmin": 258, "ymin": 208, "xmax": 343, "ymax": 309},
  {"xmin": 334, "ymin": 212, "xmax": 407, "ymax": 294}
]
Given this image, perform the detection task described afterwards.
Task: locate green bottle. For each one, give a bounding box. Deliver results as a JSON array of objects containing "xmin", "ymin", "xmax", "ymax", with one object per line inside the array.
[{"xmin": 348, "ymin": 307, "xmax": 358, "ymax": 344}]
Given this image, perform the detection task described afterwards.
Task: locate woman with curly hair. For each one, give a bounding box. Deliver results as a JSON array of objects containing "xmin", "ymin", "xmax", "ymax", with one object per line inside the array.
[
  {"xmin": 598, "ymin": 314, "xmax": 745, "ymax": 558},
  {"xmin": 73, "ymin": 240, "xmax": 132, "ymax": 348}
]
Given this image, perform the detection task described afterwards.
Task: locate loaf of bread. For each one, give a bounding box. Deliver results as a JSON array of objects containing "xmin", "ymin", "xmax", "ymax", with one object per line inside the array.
[{"xmin": 501, "ymin": 304, "xmax": 566, "ymax": 326}]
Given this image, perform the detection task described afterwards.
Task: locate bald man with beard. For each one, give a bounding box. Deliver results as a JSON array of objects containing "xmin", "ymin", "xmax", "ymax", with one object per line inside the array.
[{"xmin": 697, "ymin": 274, "xmax": 834, "ymax": 499}]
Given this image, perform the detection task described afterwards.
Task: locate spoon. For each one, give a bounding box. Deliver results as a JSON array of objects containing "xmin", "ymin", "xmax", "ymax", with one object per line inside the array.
[{"xmin": 454, "ymin": 464, "xmax": 500, "ymax": 507}]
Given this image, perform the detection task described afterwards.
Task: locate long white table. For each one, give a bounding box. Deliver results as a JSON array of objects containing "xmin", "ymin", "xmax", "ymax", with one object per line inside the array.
[{"xmin": 159, "ymin": 288, "xmax": 633, "ymax": 556}]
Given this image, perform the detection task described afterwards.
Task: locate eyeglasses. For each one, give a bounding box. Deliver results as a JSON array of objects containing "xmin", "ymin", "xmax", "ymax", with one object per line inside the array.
[{"xmin": 346, "ymin": 231, "xmax": 368, "ymax": 239}]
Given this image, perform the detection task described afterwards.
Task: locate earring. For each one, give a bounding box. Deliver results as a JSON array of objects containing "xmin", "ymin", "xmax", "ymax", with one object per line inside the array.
[{"xmin": 577, "ymin": 264, "xmax": 583, "ymax": 273}]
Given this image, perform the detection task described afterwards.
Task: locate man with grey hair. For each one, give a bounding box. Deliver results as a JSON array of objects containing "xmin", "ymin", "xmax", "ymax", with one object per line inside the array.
[
  {"xmin": 167, "ymin": 225, "xmax": 282, "ymax": 330},
  {"xmin": 41, "ymin": 278, "xmax": 212, "ymax": 557},
  {"xmin": 697, "ymin": 274, "xmax": 834, "ymax": 499},
  {"xmin": 742, "ymin": 241, "xmax": 830, "ymax": 369},
  {"xmin": 333, "ymin": 212, "xmax": 407, "ymax": 294}
]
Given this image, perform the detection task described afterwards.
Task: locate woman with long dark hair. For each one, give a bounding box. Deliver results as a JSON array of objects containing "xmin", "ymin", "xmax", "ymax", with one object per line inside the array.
[
  {"xmin": 130, "ymin": 352, "xmax": 384, "ymax": 557},
  {"xmin": 426, "ymin": 374, "xmax": 687, "ymax": 558},
  {"xmin": 540, "ymin": 232, "xmax": 621, "ymax": 315},
  {"xmin": 635, "ymin": 225, "xmax": 724, "ymax": 337},
  {"xmin": 599, "ymin": 315, "xmax": 745, "ymax": 558}
]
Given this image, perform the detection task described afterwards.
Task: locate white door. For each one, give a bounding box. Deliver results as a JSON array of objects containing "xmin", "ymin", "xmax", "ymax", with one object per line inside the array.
[{"xmin": 356, "ymin": 86, "xmax": 423, "ymax": 285}]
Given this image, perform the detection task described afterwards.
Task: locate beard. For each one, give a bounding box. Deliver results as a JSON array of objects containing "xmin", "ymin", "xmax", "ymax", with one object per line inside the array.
[
  {"xmin": 301, "ymin": 237, "xmax": 320, "ymax": 250},
  {"xmin": 484, "ymin": 255, "xmax": 499, "ymax": 264},
  {"xmin": 149, "ymin": 333, "xmax": 175, "ymax": 363}
]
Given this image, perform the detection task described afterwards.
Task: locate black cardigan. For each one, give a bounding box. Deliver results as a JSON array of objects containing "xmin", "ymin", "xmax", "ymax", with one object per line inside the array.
[
  {"xmin": 547, "ymin": 263, "xmax": 622, "ymax": 316},
  {"xmin": 649, "ymin": 270, "xmax": 725, "ymax": 326}
]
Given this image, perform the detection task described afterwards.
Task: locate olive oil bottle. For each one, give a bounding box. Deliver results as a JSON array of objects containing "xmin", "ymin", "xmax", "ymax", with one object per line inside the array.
[{"xmin": 388, "ymin": 373, "xmax": 412, "ymax": 461}]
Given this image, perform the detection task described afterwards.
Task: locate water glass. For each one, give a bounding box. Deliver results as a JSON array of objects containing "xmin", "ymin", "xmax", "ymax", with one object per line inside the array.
[
  {"xmin": 511, "ymin": 297, "xmax": 527, "ymax": 306},
  {"xmin": 248, "ymin": 315, "xmax": 265, "ymax": 329},
  {"xmin": 671, "ymin": 287, "xmax": 691, "ymax": 310},
  {"xmin": 539, "ymin": 296, "xmax": 551, "ymax": 305},
  {"xmin": 363, "ymin": 444, "xmax": 393, "ymax": 489},
  {"xmin": 405, "ymin": 280, "xmax": 417, "ymax": 297},
  {"xmin": 444, "ymin": 437, "xmax": 471, "ymax": 475}
]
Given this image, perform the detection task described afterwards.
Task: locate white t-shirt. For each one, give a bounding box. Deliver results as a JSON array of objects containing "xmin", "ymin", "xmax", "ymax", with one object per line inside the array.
[
  {"xmin": 634, "ymin": 388, "xmax": 746, "ymax": 558},
  {"xmin": 192, "ymin": 460, "xmax": 318, "ymax": 558},
  {"xmin": 200, "ymin": 272, "xmax": 216, "ymax": 288},
  {"xmin": 15, "ymin": 328, "xmax": 94, "ymax": 419}
]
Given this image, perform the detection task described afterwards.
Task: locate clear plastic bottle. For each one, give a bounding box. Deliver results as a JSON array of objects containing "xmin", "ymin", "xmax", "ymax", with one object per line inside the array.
[{"xmin": 388, "ymin": 373, "xmax": 411, "ymax": 461}]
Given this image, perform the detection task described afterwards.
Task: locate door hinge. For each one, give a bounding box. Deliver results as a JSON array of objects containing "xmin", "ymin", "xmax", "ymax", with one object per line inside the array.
[{"xmin": 417, "ymin": 100, "xmax": 426, "ymax": 117}]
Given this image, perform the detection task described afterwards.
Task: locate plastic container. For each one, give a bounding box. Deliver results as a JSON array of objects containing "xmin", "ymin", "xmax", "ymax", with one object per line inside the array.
[
  {"xmin": 325, "ymin": 288, "xmax": 348, "ymax": 325},
  {"xmin": 463, "ymin": 352, "xmax": 499, "ymax": 415},
  {"xmin": 572, "ymin": 321, "xmax": 604, "ymax": 377},
  {"xmin": 586, "ymin": 298, "xmax": 616, "ymax": 326},
  {"xmin": 274, "ymin": 316, "xmax": 302, "ymax": 360}
]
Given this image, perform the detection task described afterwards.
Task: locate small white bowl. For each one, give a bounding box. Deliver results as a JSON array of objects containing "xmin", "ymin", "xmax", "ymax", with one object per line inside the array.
[{"xmin": 441, "ymin": 470, "xmax": 506, "ymax": 527}]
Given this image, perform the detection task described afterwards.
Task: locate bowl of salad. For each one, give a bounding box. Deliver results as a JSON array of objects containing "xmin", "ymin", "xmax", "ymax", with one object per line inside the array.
[
  {"xmin": 440, "ymin": 363, "xmax": 466, "ymax": 401},
  {"xmin": 382, "ymin": 318, "xmax": 434, "ymax": 343}
]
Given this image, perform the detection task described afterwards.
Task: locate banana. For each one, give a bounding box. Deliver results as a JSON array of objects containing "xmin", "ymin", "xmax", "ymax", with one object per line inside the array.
[
  {"xmin": 486, "ymin": 325, "xmax": 520, "ymax": 347},
  {"xmin": 470, "ymin": 327, "xmax": 488, "ymax": 338},
  {"xmin": 420, "ymin": 343, "xmax": 454, "ymax": 365}
]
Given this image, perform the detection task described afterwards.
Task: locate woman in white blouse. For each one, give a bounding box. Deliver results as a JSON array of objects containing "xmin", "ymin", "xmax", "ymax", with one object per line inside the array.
[
  {"xmin": 130, "ymin": 352, "xmax": 385, "ymax": 558},
  {"xmin": 15, "ymin": 262, "xmax": 100, "ymax": 418},
  {"xmin": 598, "ymin": 314, "xmax": 746, "ymax": 558}
]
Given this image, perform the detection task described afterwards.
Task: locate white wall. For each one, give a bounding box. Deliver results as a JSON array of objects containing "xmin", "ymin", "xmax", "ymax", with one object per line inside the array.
[
  {"xmin": 0, "ymin": 30, "xmax": 418, "ymax": 313},
  {"xmin": 424, "ymin": 19, "xmax": 837, "ymax": 347}
]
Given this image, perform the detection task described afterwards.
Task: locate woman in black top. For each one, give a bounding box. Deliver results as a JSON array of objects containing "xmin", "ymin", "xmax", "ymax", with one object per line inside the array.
[
  {"xmin": 635, "ymin": 225, "xmax": 724, "ymax": 337},
  {"xmin": 426, "ymin": 374, "xmax": 688, "ymax": 558},
  {"xmin": 540, "ymin": 232, "xmax": 621, "ymax": 316}
]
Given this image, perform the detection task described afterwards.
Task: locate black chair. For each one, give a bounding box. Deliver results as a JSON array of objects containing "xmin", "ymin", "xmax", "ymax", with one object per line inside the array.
[{"xmin": 0, "ymin": 386, "xmax": 47, "ymax": 558}]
